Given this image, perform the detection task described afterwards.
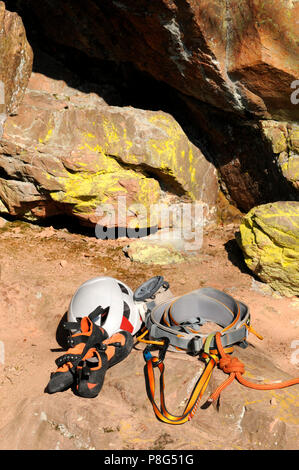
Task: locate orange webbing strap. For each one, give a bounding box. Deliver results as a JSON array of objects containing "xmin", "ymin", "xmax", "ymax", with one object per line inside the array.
[
  {"xmin": 144, "ymin": 354, "xmax": 216, "ymax": 425},
  {"xmin": 208, "ymin": 332, "xmax": 299, "ymax": 403}
]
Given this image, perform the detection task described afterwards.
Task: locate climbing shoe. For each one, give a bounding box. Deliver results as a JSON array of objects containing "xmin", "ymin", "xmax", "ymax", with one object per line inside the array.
[
  {"xmin": 76, "ymin": 330, "xmax": 134, "ymax": 398},
  {"xmin": 103, "ymin": 330, "xmax": 134, "ymax": 368},
  {"xmin": 46, "ymin": 310, "xmax": 108, "ymax": 394}
]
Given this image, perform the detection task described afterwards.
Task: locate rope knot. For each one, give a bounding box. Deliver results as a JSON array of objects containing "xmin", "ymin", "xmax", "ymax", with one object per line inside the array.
[{"xmin": 219, "ymin": 355, "xmax": 245, "ymax": 375}]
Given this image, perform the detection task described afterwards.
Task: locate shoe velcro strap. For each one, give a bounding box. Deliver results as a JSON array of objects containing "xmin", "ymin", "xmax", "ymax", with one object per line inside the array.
[
  {"xmin": 55, "ymin": 353, "xmax": 82, "ymax": 368},
  {"xmin": 79, "ymin": 352, "xmax": 109, "ymax": 381},
  {"xmin": 81, "ymin": 364, "xmax": 91, "ymax": 379},
  {"xmin": 95, "ymin": 342, "xmax": 107, "ymax": 352},
  {"xmin": 66, "ymin": 335, "xmax": 89, "ymax": 348},
  {"xmin": 98, "ymin": 351, "xmax": 109, "ymax": 369},
  {"xmin": 63, "ymin": 321, "xmax": 81, "ymax": 332}
]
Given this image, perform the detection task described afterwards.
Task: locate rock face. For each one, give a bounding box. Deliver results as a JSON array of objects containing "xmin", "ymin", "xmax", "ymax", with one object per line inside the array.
[
  {"xmin": 8, "ymin": 0, "xmax": 298, "ymax": 121},
  {"xmin": 261, "ymin": 121, "xmax": 299, "ymax": 191},
  {"xmin": 181, "ymin": 98, "xmax": 299, "ymax": 213},
  {"xmin": 237, "ymin": 201, "xmax": 299, "ymax": 297},
  {"xmin": 0, "ymin": 2, "xmax": 33, "ymax": 136},
  {"xmin": 4, "ymin": 0, "xmax": 299, "ymax": 212},
  {"xmin": 0, "ymin": 73, "xmax": 218, "ymax": 227}
]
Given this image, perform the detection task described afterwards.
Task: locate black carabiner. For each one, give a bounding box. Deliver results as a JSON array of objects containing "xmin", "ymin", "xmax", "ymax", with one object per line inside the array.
[{"xmin": 151, "ymin": 337, "xmax": 170, "ymax": 367}]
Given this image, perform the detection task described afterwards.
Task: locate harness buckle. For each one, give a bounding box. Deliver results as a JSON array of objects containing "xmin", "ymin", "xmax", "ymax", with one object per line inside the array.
[
  {"xmin": 189, "ymin": 336, "xmax": 202, "ymax": 356},
  {"xmin": 158, "ymin": 337, "xmax": 170, "ymax": 362},
  {"xmin": 237, "ymin": 339, "xmax": 248, "ymax": 349}
]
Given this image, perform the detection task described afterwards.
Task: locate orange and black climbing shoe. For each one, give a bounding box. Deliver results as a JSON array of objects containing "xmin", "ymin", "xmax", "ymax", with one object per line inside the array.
[
  {"xmin": 45, "ymin": 307, "xmax": 108, "ymax": 394},
  {"xmin": 76, "ymin": 330, "xmax": 134, "ymax": 398}
]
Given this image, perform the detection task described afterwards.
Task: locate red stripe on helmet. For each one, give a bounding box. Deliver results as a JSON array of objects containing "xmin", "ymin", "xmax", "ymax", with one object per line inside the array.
[{"xmin": 120, "ymin": 316, "xmax": 134, "ymax": 333}]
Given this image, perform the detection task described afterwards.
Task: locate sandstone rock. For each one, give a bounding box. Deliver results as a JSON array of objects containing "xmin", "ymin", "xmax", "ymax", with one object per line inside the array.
[
  {"xmin": 216, "ymin": 191, "xmax": 243, "ymax": 225},
  {"xmin": 0, "ymin": 343, "xmax": 298, "ymax": 450},
  {"xmin": 0, "ymin": 73, "xmax": 218, "ymax": 228},
  {"xmin": 123, "ymin": 210, "xmax": 205, "ymax": 263},
  {"xmin": 261, "ymin": 121, "xmax": 299, "ymax": 191},
  {"xmin": 180, "ymin": 97, "xmax": 299, "ymax": 214},
  {"xmin": 4, "ymin": 2, "xmax": 299, "ymax": 215},
  {"xmin": 0, "ymin": 2, "xmax": 33, "ymax": 133},
  {"xmin": 10, "ymin": 0, "xmax": 299, "ymax": 121},
  {"xmin": 237, "ymin": 201, "xmax": 299, "ymax": 297},
  {"xmin": 123, "ymin": 239, "xmax": 187, "ymax": 265},
  {"xmin": 0, "ymin": 216, "xmax": 7, "ymax": 228}
]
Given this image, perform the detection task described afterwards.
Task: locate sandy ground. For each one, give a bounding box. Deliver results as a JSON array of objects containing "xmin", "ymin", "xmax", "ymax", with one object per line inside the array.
[{"xmin": 0, "ymin": 218, "xmax": 298, "ymax": 439}]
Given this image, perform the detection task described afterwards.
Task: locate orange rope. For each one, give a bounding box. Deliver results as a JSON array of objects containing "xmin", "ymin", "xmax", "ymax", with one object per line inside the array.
[{"xmin": 208, "ymin": 332, "xmax": 299, "ymax": 403}]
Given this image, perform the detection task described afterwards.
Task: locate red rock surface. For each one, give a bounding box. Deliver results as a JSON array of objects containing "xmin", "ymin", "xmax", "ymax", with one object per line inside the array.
[
  {"xmin": 0, "ymin": 220, "xmax": 298, "ymax": 450},
  {"xmin": 0, "ymin": 2, "xmax": 32, "ymax": 116},
  {"xmin": 8, "ymin": 0, "xmax": 299, "ymax": 120},
  {"xmin": 0, "ymin": 72, "xmax": 218, "ymax": 226},
  {"xmin": 4, "ymin": 0, "xmax": 298, "ymax": 213}
]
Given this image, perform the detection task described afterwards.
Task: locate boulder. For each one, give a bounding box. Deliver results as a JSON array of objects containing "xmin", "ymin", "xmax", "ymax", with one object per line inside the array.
[
  {"xmin": 237, "ymin": 201, "xmax": 299, "ymax": 297},
  {"xmin": 4, "ymin": 1, "xmax": 299, "ymax": 213},
  {"xmin": 179, "ymin": 98, "xmax": 299, "ymax": 214},
  {"xmin": 8, "ymin": 0, "xmax": 299, "ymax": 121},
  {"xmin": 0, "ymin": 73, "xmax": 218, "ymax": 228},
  {"xmin": 0, "ymin": 2, "xmax": 33, "ymax": 135},
  {"xmin": 261, "ymin": 121, "xmax": 299, "ymax": 191},
  {"xmin": 123, "ymin": 239, "xmax": 187, "ymax": 265}
]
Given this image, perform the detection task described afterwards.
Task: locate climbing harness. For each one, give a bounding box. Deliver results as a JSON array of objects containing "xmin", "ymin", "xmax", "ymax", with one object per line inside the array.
[
  {"xmin": 144, "ymin": 286, "xmax": 251, "ymax": 352},
  {"xmin": 135, "ymin": 276, "xmax": 299, "ymax": 425}
]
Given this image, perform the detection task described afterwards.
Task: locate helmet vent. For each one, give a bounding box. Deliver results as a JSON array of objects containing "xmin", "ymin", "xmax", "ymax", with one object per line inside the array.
[
  {"xmin": 118, "ymin": 283, "xmax": 129, "ymax": 295},
  {"xmin": 123, "ymin": 301, "xmax": 131, "ymax": 319}
]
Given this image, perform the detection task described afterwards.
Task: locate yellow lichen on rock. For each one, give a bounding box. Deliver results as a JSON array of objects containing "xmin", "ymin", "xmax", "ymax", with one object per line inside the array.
[
  {"xmin": 50, "ymin": 163, "xmax": 161, "ymax": 222},
  {"xmin": 146, "ymin": 113, "xmax": 202, "ymax": 200},
  {"xmin": 260, "ymin": 121, "xmax": 299, "ymax": 191},
  {"xmin": 39, "ymin": 128, "xmax": 53, "ymax": 144},
  {"xmin": 0, "ymin": 73, "xmax": 218, "ymax": 226},
  {"xmin": 237, "ymin": 201, "xmax": 299, "ymax": 297},
  {"xmin": 280, "ymin": 157, "xmax": 299, "ymax": 189},
  {"xmin": 123, "ymin": 240, "xmax": 186, "ymax": 264}
]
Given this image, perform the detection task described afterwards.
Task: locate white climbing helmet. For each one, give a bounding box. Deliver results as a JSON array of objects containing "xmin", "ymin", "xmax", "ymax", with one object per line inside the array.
[{"xmin": 67, "ymin": 276, "xmax": 144, "ymax": 337}]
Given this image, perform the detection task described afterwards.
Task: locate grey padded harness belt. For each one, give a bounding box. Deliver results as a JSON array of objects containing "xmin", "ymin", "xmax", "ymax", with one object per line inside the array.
[{"xmin": 145, "ymin": 287, "xmax": 250, "ymax": 354}]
